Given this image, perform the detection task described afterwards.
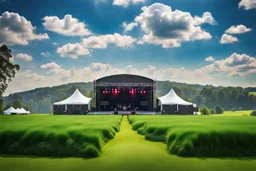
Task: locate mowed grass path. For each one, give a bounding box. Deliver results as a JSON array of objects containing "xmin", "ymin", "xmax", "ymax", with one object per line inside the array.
[{"xmin": 1, "ymin": 116, "xmax": 256, "ymax": 171}]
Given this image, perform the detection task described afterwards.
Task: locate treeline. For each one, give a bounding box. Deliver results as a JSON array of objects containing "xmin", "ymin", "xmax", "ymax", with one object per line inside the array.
[{"xmin": 1, "ymin": 81, "xmax": 256, "ymax": 114}]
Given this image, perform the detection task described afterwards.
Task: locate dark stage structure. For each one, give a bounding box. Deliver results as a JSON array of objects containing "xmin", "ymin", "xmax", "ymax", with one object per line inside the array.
[{"xmin": 94, "ymin": 74, "xmax": 156, "ymax": 112}]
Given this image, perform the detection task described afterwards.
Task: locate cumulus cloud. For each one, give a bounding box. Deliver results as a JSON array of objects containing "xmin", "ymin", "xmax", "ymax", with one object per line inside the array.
[
  {"xmin": 205, "ymin": 56, "xmax": 215, "ymax": 62},
  {"xmin": 193, "ymin": 12, "xmax": 216, "ymax": 25},
  {"xmin": 225, "ymin": 25, "xmax": 252, "ymax": 34},
  {"xmin": 130, "ymin": 3, "xmax": 213, "ymax": 48},
  {"xmin": 81, "ymin": 33, "xmax": 136, "ymax": 48},
  {"xmin": 40, "ymin": 52, "xmax": 50, "ymax": 56},
  {"xmin": 0, "ymin": 11, "xmax": 49, "ymax": 45},
  {"xmin": 239, "ymin": 0, "xmax": 256, "ymax": 10},
  {"xmin": 43, "ymin": 14, "xmax": 91, "ymax": 36},
  {"xmin": 16, "ymin": 53, "xmax": 33, "ymax": 61},
  {"xmin": 113, "ymin": 0, "xmax": 145, "ymax": 7},
  {"xmin": 122, "ymin": 22, "xmax": 138, "ymax": 32},
  {"xmin": 220, "ymin": 34, "xmax": 239, "ymax": 44},
  {"xmin": 199, "ymin": 53, "xmax": 256, "ymax": 77},
  {"xmin": 52, "ymin": 42, "xmax": 59, "ymax": 46},
  {"xmin": 57, "ymin": 43, "xmax": 91, "ymax": 59}
]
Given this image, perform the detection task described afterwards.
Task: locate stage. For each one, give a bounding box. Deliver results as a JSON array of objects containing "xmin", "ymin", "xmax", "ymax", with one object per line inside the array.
[{"xmin": 87, "ymin": 111, "xmax": 160, "ymax": 115}]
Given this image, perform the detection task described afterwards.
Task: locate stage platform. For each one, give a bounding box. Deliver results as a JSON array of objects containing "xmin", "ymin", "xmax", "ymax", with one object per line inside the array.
[{"xmin": 87, "ymin": 111, "xmax": 160, "ymax": 115}]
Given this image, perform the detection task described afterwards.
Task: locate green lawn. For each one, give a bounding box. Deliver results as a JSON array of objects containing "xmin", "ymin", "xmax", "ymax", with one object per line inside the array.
[
  {"xmin": 249, "ymin": 92, "xmax": 256, "ymax": 96},
  {"xmin": 0, "ymin": 115, "xmax": 256, "ymax": 171},
  {"xmin": 216, "ymin": 110, "xmax": 252, "ymax": 116}
]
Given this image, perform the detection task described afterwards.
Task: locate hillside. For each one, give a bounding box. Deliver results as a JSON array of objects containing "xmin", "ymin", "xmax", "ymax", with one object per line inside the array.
[{"xmin": 2, "ymin": 81, "xmax": 256, "ymax": 113}]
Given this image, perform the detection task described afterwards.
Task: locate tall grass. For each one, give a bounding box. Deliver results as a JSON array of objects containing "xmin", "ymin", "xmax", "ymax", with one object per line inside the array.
[
  {"xmin": 0, "ymin": 115, "xmax": 122, "ymax": 158},
  {"xmin": 128, "ymin": 115, "xmax": 256, "ymax": 157}
]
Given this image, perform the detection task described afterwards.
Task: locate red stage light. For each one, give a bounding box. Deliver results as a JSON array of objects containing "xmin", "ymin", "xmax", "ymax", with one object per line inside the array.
[
  {"xmin": 103, "ymin": 91, "xmax": 105, "ymax": 94},
  {"xmin": 144, "ymin": 91, "xmax": 146, "ymax": 93},
  {"xmin": 140, "ymin": 91, "xmax": 142, "ymax": 93}
]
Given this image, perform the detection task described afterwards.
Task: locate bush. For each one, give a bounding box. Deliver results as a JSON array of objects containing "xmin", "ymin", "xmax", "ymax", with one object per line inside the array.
[
  {"xmin": 200, "ymin": 106, "xmax": 210, "ymax": 115},
  {"xmin": 215, "ymin": 105, "xmax": 224, "ymax": 114},
  {"xmin": 82, "ymin": 145, "xmax": 100, "ymax": 158},
  {"xmin": 231, "ymin": 108, "xmax": 237, "ymax": 112},
  {"xmin": 250, "ymin": 111, "xmax": 256, "ymax": 116},
  {"xmin": 210, "ymin": 109, "xmax": 215, "ymax": 114}
]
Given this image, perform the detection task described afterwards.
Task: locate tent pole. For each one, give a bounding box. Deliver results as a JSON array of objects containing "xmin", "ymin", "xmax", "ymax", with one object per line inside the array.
[{"xmin": 177, "ymin": 104, "xmax": 179, "ymax": 111}]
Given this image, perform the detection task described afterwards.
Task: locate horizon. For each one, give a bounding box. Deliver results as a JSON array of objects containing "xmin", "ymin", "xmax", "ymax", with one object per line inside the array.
[{"xmin": 1, "ymin": 0, "xmax": 256, "ymax": 95}]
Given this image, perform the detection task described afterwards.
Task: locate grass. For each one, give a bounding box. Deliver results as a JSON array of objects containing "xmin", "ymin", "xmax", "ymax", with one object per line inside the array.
[
  {"xmin": 129, "ymin": 114, "xmax": 256, "ymax": 157},
  {"xmin": 0, "ymin": 116, "xmax": 256, "ymax": 171},
  {"xmin": 0, "ymin": 115, "xmax": 122, "ymax": 158},
  {"xmin": 217, "ymin": 110, "xmax": 252, "ymax": 116},
  {"xmin": 249, "ymin": 92, "xmax": 256, "ymax": 96}
]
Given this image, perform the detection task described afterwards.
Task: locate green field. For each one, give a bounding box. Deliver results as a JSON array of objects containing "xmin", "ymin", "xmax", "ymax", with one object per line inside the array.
[
  {"xmin": 0, "ymin": 115, "xmax": 121, "ymax": 157},
  {"xmin": 249, "ymin": 92, "xmax": 256, "ymax": 96},
  {"xmin": 218, "ymin": 110, "xmax": 252, "ymax": 116},
  {"xmin": 1, "ymin": 114, "xmax": 256, "ymax": 171}
]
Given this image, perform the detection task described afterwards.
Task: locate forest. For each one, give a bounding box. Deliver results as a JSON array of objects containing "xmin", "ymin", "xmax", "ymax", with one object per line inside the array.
[{"xmin": 1, "ymin": 81, "xmax": 256, "ymax": 114}]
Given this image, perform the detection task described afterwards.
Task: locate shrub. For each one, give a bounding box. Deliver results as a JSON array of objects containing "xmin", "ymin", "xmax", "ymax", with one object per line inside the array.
[
  {"xmin": 215, "ymin": 105, "xmax": 224, "ymax": 114},
  {"xmin": 210, "ymin": 109, "xmax": 215, "ymax": 114},
  {"xmin": 200, "ymin": 106, "xmax": 210, "ymax": 115},
  {"xmin": 82, "ymin": 145, "xmax": 100, "ymax": 158},
  {"xmin": 231, "ymin": 108, "xmax": 237, "ymax": 112},
  {"xmin": 250, "ymin": 111, "xmax": 256, "ymax": 116}
]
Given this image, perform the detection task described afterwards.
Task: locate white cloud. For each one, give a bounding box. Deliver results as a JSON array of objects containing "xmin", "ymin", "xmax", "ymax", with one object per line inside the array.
[
  {"xmin": 199, "ymin": 53, "xmax": 256, "ymax": 77},
  {"xmin": 122, "ymin": 22, "xmax": 138, "ymax": 32},
  {"xmin": 220, "ymin": 34, "xmax": 239, "ymax": 44},
  {"xmin": 41, "ymin": 62, "xmax": 61, "ymax": 69},
  {"xmin": 193, "ymin": 12, "xmax": 216, "ymax": 25},
  {"xmin": 52, "ymin": 42, "xmax": 59, "ymax": 46},
  {"xmin": 40, "ymin": 52, "xmax": 50, "ymax": 56},
  {"xmin": 0, "ymin": 11, "xmax": 49, "ymax": 45},
  {"xmin": 16, "ymin": 53, "xmax": 33, "ymax": 61},
  {"xmin": 57, "ymin": 43, "xmax": 91, "ymax": 59},
  {"xmin": 43, "ymin": 14, "xmax": 91, "ymax": 36},
  {"xmin": 225, "ymin": 25, "xmax": 252, "ymax": 34},
  {"xmin": 81, "ymin": 33, "xmax": 136, "ymax": 48},
  {"xmin": 239, "ymin": 0, "xmax": 256, "ymax": 10},
  {"xmin": 132, "ymin": 3, "xmax": 213, "ymax": 48},
  {"xmin": 205, "ymin": 56, "xmax": 215, "ymax": 62},
  {"xmin": 113, "ymin": 0, "xmax": 145, "ymax": 7}
]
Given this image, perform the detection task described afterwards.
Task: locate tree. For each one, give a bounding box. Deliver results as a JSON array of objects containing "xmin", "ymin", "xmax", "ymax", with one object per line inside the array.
[
  {"xmin": 215, "ymin": 105, "xmax": 224, "ymax": 114},
  {"xmin": 200, "ymin": 106, "xmax": 210, "ymax": 115},
  {"xmin": 4, "ymin": 103, "xmax": 12, "ymax": 110},
  {"xmin": 0, "ymin": 99, "xmax": 3, "ymax": 113},
  {"xmin": 12, "ymin": 100, "xmax": 23, "ymax": 108},
  {"xmin": 210, "ymin": 108, "xmax": 215, "ymax": 114},
  {"xmin": 0, "ymin": 45, "xmax": 20, "ymax": 96}
]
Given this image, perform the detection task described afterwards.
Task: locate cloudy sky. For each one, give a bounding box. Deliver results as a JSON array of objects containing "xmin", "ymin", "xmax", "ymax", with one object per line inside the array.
[{"xmin": 1, "ymin": 0, "xmax": 256, "ymax": 95}]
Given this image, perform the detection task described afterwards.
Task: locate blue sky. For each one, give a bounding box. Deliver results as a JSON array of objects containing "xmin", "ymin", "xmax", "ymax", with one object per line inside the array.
[{"xmin": 1, "ymin": 0, "xmax": 256, "ymax": 95}]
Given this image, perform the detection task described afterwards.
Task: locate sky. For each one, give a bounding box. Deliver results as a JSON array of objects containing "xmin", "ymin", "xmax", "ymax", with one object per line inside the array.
[{"xmin": 1, "ymin": 0, "xmax": 256, "ymax": 95}]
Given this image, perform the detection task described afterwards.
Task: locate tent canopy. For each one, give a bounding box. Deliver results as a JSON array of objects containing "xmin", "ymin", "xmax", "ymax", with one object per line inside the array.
[
  {"xmin": 54, "ymin": 89, "xmax": 92, "ymax": 105},
  {"xmin": 3, "ymin": 107, "xmax": 17, "ymax": 114},
  {"xmin": 158, "ymin": 89, "xmax": 193, "ymax": 105}
]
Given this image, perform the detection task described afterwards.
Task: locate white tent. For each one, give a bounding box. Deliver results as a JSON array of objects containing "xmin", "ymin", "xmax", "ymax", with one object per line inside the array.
[
  {"xmin": 158, "ymin": 89, "xmax": 194, "ymax": 112},
  {"xmin": 3, "ymin": 107, "xmax": 17, "ymax": 115},
  {"xmin": 16, "ymin": 108, "xmax": 24, "ymax": 114},
  {"xmin": 54, "ymin": 88, "xmax": 92, "ymax": 110},
  {"xmin": 158, "ymin": 89, "xmax": 193, "ymax": 106},
  {"xmin": 21, "ymin": 108, "xmax": 29, "ymax": 114}
]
